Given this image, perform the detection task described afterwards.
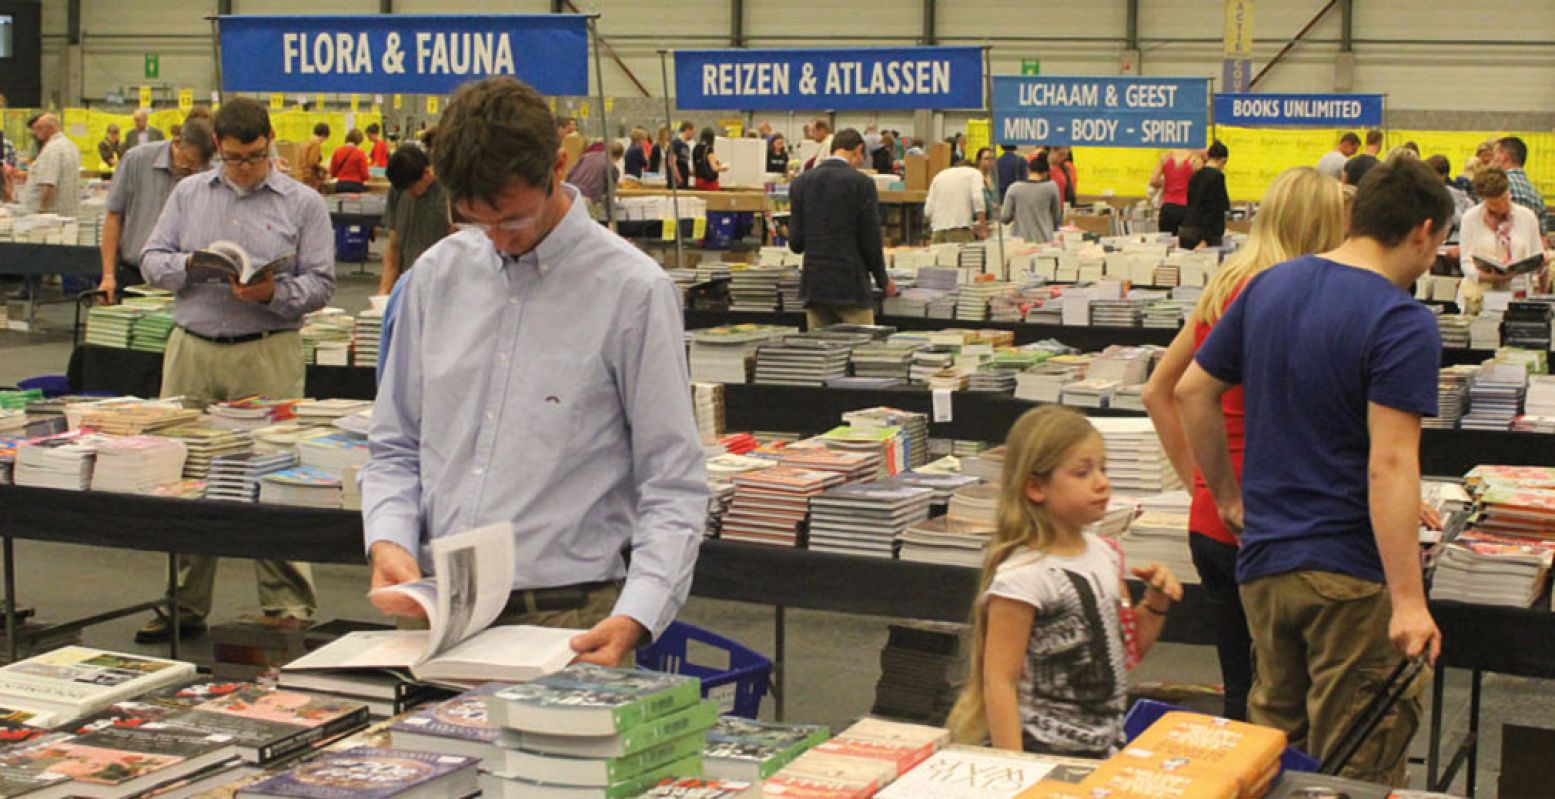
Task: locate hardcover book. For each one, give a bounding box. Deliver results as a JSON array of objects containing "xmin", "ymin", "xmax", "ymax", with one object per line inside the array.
[
  {"xmin": 235, "ymin": 747, "xmax": 479, "ymax": 799},
  {"xmin": 0, "ymin": 648, "xmax": 195, "ymax": 721},
  {"xmin": 702, "ymin": 716, "xmax": 829, "ymax": 782},
  {"xmin": 484, "ymin": 664, "xmax": 701, "ymax": 736}
]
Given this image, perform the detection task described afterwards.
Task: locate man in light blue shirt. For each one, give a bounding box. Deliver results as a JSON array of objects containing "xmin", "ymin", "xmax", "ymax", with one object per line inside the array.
[{"xmin": 361, "ymin": 77, "xmax": 708, "ymax": 667}]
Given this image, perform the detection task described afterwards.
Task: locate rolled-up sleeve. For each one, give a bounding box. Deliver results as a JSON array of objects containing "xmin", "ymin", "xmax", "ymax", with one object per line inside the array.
[
  {"xmin": 361, "ymin": 268, "xmax": 426, "ymax": 562},
  {"xmin": 267, "ymin": 194, "xmax": 336, "ymax": 320},
  {"xmin": 138, "ymin": 181, "xmax": 191, "ymax": 292},
  {"xmin": 611, "ymin": 277, "xmax": 708, "ymax": 638}
]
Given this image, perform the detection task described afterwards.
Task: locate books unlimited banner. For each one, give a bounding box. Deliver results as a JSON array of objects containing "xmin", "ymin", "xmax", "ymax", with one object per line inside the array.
[
  {"xmin": 673, "ymin": 47, "xmax": 983, "ymax": 111},
  {"xmin": 993, "ymin": 75, "xmax": 1210, "ymax": 149},
  {"xmin": 218, "ymin": 15, "xmax": 589, "ymax": 95},
  {"xmin": 1213, "ymin": 92, "xmax": 1385, "ymax": 128}
]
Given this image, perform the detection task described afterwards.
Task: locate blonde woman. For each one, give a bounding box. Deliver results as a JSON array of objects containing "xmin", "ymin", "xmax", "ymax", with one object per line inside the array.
[
  {"xmin": 1140, "ymin": 166, "xmax": 1345, "ymax": 722},
  {"xmin": 946, "ymin": 406, "xmax": 1180, "ymax": 754}
]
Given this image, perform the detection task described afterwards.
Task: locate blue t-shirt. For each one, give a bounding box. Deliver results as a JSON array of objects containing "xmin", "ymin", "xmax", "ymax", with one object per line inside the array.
[{"xmin": 1194, "ymin": 256, "xmax": 1439, "ymax": 584}]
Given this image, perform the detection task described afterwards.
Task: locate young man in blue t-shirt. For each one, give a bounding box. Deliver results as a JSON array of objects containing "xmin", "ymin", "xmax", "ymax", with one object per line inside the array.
[{"xmin": 1175, "ymin": 156, "xmax": 1454, "ymax": 785}]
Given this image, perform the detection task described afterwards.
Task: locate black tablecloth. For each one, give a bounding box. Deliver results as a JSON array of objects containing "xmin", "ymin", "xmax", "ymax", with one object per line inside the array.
[{"xmin": 0, "ymin": 243, "xmax": 101, "ymax": 278}]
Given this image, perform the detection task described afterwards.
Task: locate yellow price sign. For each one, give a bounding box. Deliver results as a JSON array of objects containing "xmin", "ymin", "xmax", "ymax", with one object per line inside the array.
[
  {"xmin": 269, "ymin": 93, "xmax": 284, "ymax": 111},
  {"xmin": 692, "ymin": 216, "xmax": 707, "ymax": 240},
  {"xmin": 578, "ymin": 103, "xmax": 589, "ymax": 120},
  {"xmin": 350, "ymin": 94, "xmax": 360, "ymax": 112},
  {"xmin": 177, "ymin": 89, "xmax": 193, "ymax": 111},
  {"xmin": 426, "ymin": 96, "xmax": 439, "ymax": 115},
  {"xmin": 371, "ymin": 104, "xmax": 381, "ymax": 115},
  {"xmin": 138, "ymin": 86, "xmax": 152, "ymax": 108},
  {"xmin": 392, "ymin": 94, "xmax": 403, "ymax": 110},
  {"xmin": 314, "ymin": 93, "xmax": 324, "ymax": 109},
  {"xmin": 548, "ymin": 97, "xmax": 557, "ymax": 112},
  {"xmin": 660, "ymin": 217, "xmax": 676, "ymax": 241},
  {"xmin": 604, "ymin": 97, "xmax": 614, "ymax": 113}
]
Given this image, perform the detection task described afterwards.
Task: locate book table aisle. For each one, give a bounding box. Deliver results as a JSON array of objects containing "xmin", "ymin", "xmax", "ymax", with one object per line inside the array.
[{"xmin": 0, "ymin": 479, "xmax": 1547, "ymax": 796}]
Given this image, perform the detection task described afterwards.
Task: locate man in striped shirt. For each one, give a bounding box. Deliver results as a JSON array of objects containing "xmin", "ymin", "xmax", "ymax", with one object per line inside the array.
[{"xmin": 1494, "ymin": 136, "xmax": 1548, "ymax": 234}]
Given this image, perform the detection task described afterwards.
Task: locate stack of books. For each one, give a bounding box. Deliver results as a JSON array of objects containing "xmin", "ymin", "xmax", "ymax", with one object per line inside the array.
[
  {"xmin": 1430, "ymin": 530, "xmax": 1554, "ymax": 607},
  {"xmin": 259, "ymin": 466, "xmax": 344, "ymax": 508},
  {"xmin": 1087, "ymin": 497, "xmax": 1141, "ymax": 538},
  {"xmin": 1471, "ymin": 310, "xmax": 1503, "ymax": 350},
  {"xmin": 1438, "ymin": 314, "xmax": 1473, "ymax": 349},
  {"xmin": 209, "ymin": 397, "xmax": 300, "ymax": 432},
  {"xmin": 480, "ymin": 664, "xmax": 712, "ymax": 798},
  {"xmin": 967, "ymin": 366, "xmax": 1017, "ymax": 393},
  {"xmin": 1091, "ymin": 298, "xmax": 1146, "ymax": 327},
  {"xmin": 1461, "ymin": 369, "xmax": 1527, "ymax": 431},
  {"xmin": 253, "ymin": 421, "xmax": 333, "ymax": 455},
  {"xmin": 0, "ymin": 436, "xmax": 16, "ymax": 485},
  {"xmin": 1090, "ymin": 417, "xmax": 1183, "ymax": 495},
  {"xmin": 294, "ymin": 398, "xmax": 374, "ymax": 426},
  {"xmin": 1144, "ymin": 299, "xmax": 1188, "ymax": 329},
  {"xmin": 129, "ymin": 308, "xmax": 176, "ymax": 352},
  {"xmin": 946, "ymin": 481, "xmax": 999, "ymax": 523},
  {"xmin": 925, "ymin": 366, "xmax": 971, "ymax": 392},
  {"xmin": 776, "ymin": 718, "xmax": 948, "ymax": 797},
  {"xmin": 893, "ymin": 470, "xmax": 979, "ymax": 509},
  {"xmin": 728, "ymin": 267, "xmax": 785, "ymax": 311},
  {"xmin": 754, "ymin": 336, "xmax": 854, "ymax": 387},
  {"xmin": 14, "ymin": 431, "xmax": 105, "ymax": 490},
  {"xmin": 160, "ymin": 425, "xmax": 255, "ymax": 479},
  {"xmin": 206, "ymin": 451, "xmax": 299, "ymax": 502},
  {"xmin": 389, "ymin": 683, "xmax": 505, "ymax": 762},
  {"xmin": 353, "ymin": 306, "xmax": 383, "ymax": 366},
  {"xmin": 703, "ymin": 716, "xmax": 828, "ymax": 783},
  {"xmin": 872, "ymin": 622, "xmax": 969, "ymax": 726},
  {"xmin": 1471, "ymin": 483, "xmax": 1555, "ymax": 541},
  {"xmin": 245, "ymin": 748, "xmax": 479, "ymax": 799},
  {"xmin": 300, "ymin": 309, "xmax": 355, "ymax": 365},
  {"xmin": 298, "ymin": 432, "xmax": 371, "ymax": 479},
  {"xmin": 1427, "ymin": 366, "xmax": 1478, "ymax": 430},
  {"xmin": 896, "ymin": 514, "xmax": 996, "ymax": 567},
  {"xmin": 807, "ymin": 479, "xmax": 936, "ymax": 558},
  {"xmin": 955, "ymin": 282, "xmax": 1011, "ymax": 322},
  {"xmin": 907, "ymin": 346, "xmax": 958, "ymax": 385},
  {"xmin": 1087, "ymin": 345, "xmax": 1154, "ymax": 386},
  {"xmin": 843, "ymin": 407, "xmax": 931, "ymax": 469},
  {"xmin": 692, "ymin": 383, "xmax": 726, "ymax": 445},
  {"xmin": 77, "ymin": 401, "xmax": 200, "ymax": 435},
  {"xmin": 689, "ymin": 326, "xmax": 796, "ymax": 384},
  {"xmin": 1525, "ymin": 374, "xmax": 1555, "ymax": 418},
  {"xmin": 721, "ymin": 467, "xmax": 846, "ymax": 547},
  {"xmin": 83, "ymin": 304, "xmax": 141, "ymax": 347},
  {"xmin": 1061, "ymin": 378, "xmax": 1121, "ymax": 408},
  {"xmin": 778, "ymin": 448, "xmax": 881, "ymax": 485},
  {"xmin": 818, "ymin": 426, "xmax": 907, "ymax": 478},
  {"xmin": 89, "ymin": 436, "xmax": 189, "ymax": 494},
  {"xmin": 1503, "ymin": 301, "xmax": 1553, "ymax": 350},
  {"xmin": 1014, "ymin": 362, "xmax": 1086, "ymax": 403},
  {"xmin": 850, "ymin": 342, "xmax": 920, "ymax": 383},
  {"xmin": 1120, "ymin": 491, "xmax": 1197, "ymax": 585}
]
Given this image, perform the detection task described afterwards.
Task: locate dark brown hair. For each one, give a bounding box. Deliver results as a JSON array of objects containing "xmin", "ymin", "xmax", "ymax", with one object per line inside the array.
[
  {"xmin": 433, "ymin": 77, "xmax": 558, "ymax": 206},
  {"xmin": 213, "ymin": 98, "xmax": 271, "ymax": 144},
  {"xmin": 345, "ymin": 128, "xmax": 364, "ymax": 145},
  {"xmin": 1472, "ymin": 166, "xmax": 1510, "ymax": 199},
  {"xmin": 1350, "ymin": 156, "xmax": 1455, "ymax": 247}
]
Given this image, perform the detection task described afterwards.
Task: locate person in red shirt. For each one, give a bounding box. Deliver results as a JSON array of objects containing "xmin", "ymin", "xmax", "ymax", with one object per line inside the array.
[
  {"xmin": 330, "ymin": 128, "xmax": 371, "ymax": 192},
  {"xmin": 1140, "ymin": 166, "xmax": 1346, "ymax": 722},
  {"xmin": 365, "ymin": 123, "xmax": 389, "ymax": 170}
]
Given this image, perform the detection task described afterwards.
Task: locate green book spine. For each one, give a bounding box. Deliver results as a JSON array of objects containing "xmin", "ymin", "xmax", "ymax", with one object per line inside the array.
[
  {"xmin": 759, "ymin": 728, "xmax": 834, "ymax": 780},
  {"xmin": 604, "ymin": 730, "xmax": 708, "ymax": 784},
  {"xmin": 609, "ymin": 678, "xmax": 703, "ymax": 731},
  {"xmin": 618, "ymin": 700, "xmax": 720, "ymax": 756},
  {"xmin": 603, "ymin": 754, "xmax": 705, "ymax": 799}
]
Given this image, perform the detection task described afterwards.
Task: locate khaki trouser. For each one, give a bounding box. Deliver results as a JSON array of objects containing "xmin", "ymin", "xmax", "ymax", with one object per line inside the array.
[
  {"xmin": 1240, "ymin": 571, "xmax": 1425, "ymax": 786},
  {"xmin": 161, "ymin": 326, "xmax": 319, "ymax": 620},
  {"xmin": 805, "ymin": 305, "xmax": 875, "ymax": 332},
  {"xmin": 931, "ymin": 227, "xmax": 975, "ymax": 244}
]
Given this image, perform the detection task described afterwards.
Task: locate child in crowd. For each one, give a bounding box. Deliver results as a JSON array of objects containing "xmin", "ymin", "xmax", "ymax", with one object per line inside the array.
[{"xmin": 948, "ymin": 406, "xmax": 1182, "ymax": 757}]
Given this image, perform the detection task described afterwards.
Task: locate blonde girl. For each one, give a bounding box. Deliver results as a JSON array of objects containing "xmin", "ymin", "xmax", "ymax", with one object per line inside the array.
[
  {"xmin": 947, "ymin": 406, "xmax": 1181, "ymax": 756},
  {"xmin": 1140, "ymin": 166, "xmax": 1346, "ymax": 721}
]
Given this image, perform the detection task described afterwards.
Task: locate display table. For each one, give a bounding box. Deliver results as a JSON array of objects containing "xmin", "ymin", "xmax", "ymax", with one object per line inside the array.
[
  {"xmin": 615, "ymin": 188, "xmax": 769, "ymax": 213},
  {"xmin": 0, "ymin": 242, "xmax": 101, "ymax": 330}
]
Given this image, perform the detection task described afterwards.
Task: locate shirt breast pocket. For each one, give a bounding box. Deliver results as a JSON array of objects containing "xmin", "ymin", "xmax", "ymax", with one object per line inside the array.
[{"xmin": 516, "ymin": 355, "xmax": 606, "ymax": 456}]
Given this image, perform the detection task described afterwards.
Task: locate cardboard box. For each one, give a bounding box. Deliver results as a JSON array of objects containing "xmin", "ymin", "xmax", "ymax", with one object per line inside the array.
[
  {"xmin": 927, "ymin": 141, "xmax": 952, "ymax": 182},
  {"xmin": 903, "ymin": 154, "xmax": 929, "ymax": 192}
]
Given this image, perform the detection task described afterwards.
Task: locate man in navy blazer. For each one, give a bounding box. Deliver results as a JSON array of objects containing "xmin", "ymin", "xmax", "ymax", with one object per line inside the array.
[{"xmin": 788, "ymin": 128, "xmax": 896, "ymax": 331}]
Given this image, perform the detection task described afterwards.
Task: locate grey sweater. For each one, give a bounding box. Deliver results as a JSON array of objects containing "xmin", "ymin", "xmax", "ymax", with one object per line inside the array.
[{"xmin": 1002, "ymin": 179, "xmax": 1063, "ymax": 244}]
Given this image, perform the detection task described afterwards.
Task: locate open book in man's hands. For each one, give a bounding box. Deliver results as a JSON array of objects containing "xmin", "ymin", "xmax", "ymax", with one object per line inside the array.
[
  {"xmin": 283, "ymin": 523, "xmax": 582, "ymax": 684},
  {"xmin": 1473, "ymin": 253, "xmax": 1547, "ymax": 277},
  {"xmin": 187, "ymin": 240, "xmax": 290, "ymax": 285}
]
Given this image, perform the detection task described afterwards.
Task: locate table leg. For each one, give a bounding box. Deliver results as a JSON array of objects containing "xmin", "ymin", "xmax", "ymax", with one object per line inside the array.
[
  {"xmin": 774, "ymin": 604, "xmax": 787, "ymax": 722},
  {"xmin": 1467, "ymin": 669, "xmax": 1482, "ymax": 798},
  {"xmin": 3, "ymin": 538, "xmax": 15, "ymax": 664},
  {"xmin": 167, "ymin": 553, "xmax": 180, "ymax": 661},
  {"xmin": 1429, "ymin": 664, "xmax": 1445, "ymax": 788}
]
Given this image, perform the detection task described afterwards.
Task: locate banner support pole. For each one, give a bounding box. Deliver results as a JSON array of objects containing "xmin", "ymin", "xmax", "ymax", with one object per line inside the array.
[
  {"xmin": 590, "ymin": 17, "xmax": 615, "ymax": 228},
  {"xmin": 658, "ymin": 50, "xmax": 686, "ymax": 270}
]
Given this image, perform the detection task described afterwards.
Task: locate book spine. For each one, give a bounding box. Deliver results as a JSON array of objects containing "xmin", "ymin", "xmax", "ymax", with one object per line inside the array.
[
  {"xmin": 257, "ymin": 706, "xmax": 370, "ymax": 763},
  {"xmin": 615, "ymin": 681, "xmax": 703, "ymax": 731}
]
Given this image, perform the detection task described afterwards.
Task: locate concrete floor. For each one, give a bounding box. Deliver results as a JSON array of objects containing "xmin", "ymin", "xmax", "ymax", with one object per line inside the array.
[{"xmin": 0, "ymin": 260, "xmax": 1547, "ymax": 797}]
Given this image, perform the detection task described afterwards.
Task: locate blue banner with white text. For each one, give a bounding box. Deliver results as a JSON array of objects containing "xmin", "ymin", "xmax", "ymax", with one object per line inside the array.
[
  {"xmin": 673, "ymin": 47, "xmax": 983, "ymax": 111},
  {"xmin": 993, "ymin": 76, "xmax": 1210, "ymax": 149},
  {"xmin": 1213, "ymin": 93, "xmax": 1384, "ymax": 128},
  {"xmin": 218, "ymin": 15, "xmax": 590, "ymax": 95}
]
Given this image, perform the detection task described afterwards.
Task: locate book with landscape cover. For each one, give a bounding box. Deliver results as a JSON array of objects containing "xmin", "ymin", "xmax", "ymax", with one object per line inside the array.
[
  {"xmin": 1473, "ymin": 253, "xmax": 1547, "ymax": 278},
  {"xmin": 172, "ymin": 686, "xmax": 369, "ymax": 764},
  {"xmin": 8, "ymin": 718, "xmax": 240, "ymax": 798},
  {"xmin": 484, "ymin": 664, "xmax": 702, "ymax": 736},
  {"xmin": 387, "ymin": 683, "xmax": 501, "ymax": 762},
  {"xmin": 507, "ymin": 699, "xmax": 718, "ymax": 759},
  {"xmin": 0, "ymin": 648, "xmax": 195, "ymax": 721},
  {"xmin": 283, "ymin": 524, "xmax": 580, "ymax": 684},
  {"xmin": 187, "ymin": 242, "xmax": 290, "ymax": 287},
  {"xmin": 235, "ymin": 746, "xmax": 479, "ymax": 799},
  {"xmin": 703, "ymin": 716, "xmax": 829, "ymax": 782}
]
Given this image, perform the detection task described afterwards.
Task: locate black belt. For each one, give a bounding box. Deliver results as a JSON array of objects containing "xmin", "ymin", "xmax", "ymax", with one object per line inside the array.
[
  {"xmin": 179, "ymin": 327, "xmax": 286, "ymax": 346},
  {"xmin": 502, "ymin": 580, "xmax": 620, "ymax": 615}
]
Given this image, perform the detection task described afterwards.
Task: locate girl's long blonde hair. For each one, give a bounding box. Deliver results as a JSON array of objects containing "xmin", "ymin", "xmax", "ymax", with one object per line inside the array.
[
  {"xmin": 1190, "ymin": 166, "xmax": 1347, "ymax": 326},
  {"xmin": 946, "ymin": 406, "xmax": 1102, "ymax": 744}
]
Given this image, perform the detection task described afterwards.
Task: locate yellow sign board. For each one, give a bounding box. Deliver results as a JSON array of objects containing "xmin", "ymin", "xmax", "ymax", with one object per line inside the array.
[
  {"xmin": 392, "ymin": 94, "xmax": 403, "ymax": 110},
  {"xmin": 426, "ymin": 96, "xmax": 439, "ymax": 115},
  {"xmin": 270, "ymin": 93, "xmax": 284, "ymax": 111},
  {"xmin": 350, "ymin": 94, "xmax": 360, "ymax": 112},
  {"xmin": 177, "ymin": 89, "xmax": 193, "ymax": 112},
  {"xmin": 1224, "ymin": 0, "xmax": 1254, "ymax": 57},
  {"xmin": 138, "ymin": 86, "xmax": 152, "ymax": 109}
]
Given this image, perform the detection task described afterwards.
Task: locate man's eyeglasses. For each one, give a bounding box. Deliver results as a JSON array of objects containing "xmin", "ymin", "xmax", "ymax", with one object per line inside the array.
[
  {"xmin": 455, "ymin": 176, "xmax": 555, "ymax": 234},
  {"xmin": 221, "ymin": 153, "xmax": 270, "ymax": 167}
]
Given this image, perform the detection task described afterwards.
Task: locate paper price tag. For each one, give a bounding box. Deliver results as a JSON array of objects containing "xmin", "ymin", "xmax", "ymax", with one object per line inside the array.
[
  {"xmin": 350, "ymin": 94, "xmax": 360, "ymax": 112},
  {"xmin": 426, "ymin": 96, "xmax": 440, "ymax": 115},
  {"xmin": 177, "ymin": 89, "xmax": 193, "ymax": 111},
  {"xmin": 932, "ymin": 389, "xmax": 953, "ymax": 423},
  {"xmin": 604, "ymin": 97, "xmax": 614, "ymax": 113},
  {"xmin": 578, "ymin": 103, "xmax": 589, "ymax": 119},
  {"xmin": 138, "ymin": 86, "xmax": 152, "ymax": 108},
  {"xmin": 314, "ymin": 93, "xmax": 324, "ymax": 109},
  {"xmin": 269, "ymin": 93, "xmax": 284, "ymax": 111},
  {"xmin": 660, "ymin": 218, "xmax": 676, "ymax": 241},
  {"xmin": 692, "ymin": 216, "xmax": 707, "ymax": 240}
]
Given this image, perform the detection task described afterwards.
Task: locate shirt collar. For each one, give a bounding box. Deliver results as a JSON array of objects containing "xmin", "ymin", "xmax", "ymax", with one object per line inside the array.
[
  {"xmin": 499, "ymin": 183, "xmax": 589, "ymax": 276},
  {"xmin": 151, "ymin": 140, "xmax": 173, "ymax": 171},
  {"xmin": 205, "ymin": 164, "xmax": 293, "ymax": 197}
]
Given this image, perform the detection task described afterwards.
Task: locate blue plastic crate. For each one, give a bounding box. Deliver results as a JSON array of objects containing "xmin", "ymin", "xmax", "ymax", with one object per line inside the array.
[
  {"xmin": 1124, "ymin": 698, "xmax": 1320, "ymax": 773},
  {"xmin": 636, "ymin": 621, "xmax": 771, "ymax": 719},
  {"xmin": 334, "ymin": 224, "xmax": 370, "ymax": 263},
  {"xmin": 701, "ymin": 212, "xmax": 738, "ymax": 250}
]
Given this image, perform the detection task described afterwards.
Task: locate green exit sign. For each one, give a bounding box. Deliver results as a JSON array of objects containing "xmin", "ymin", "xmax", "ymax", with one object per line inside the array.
[
  {"xmin": 144, "ymin": 53, "xmax": 159, "ymax": 80},
  {"xmin": 1021, "ymin": 59, "xmax": 1041, "ymax": 76}
]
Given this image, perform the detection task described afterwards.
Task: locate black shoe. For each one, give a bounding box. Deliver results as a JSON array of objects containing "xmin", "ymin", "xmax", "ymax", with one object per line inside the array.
[{"xmin": 134, "ymin": 616, "xmax": 207, "ymax": 644}]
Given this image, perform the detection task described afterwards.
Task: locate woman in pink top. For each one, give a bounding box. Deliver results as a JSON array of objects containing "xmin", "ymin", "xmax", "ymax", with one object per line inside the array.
[{"xmin": 1151, "ymin": 149, "xmax": 1201, "ymax": 236}]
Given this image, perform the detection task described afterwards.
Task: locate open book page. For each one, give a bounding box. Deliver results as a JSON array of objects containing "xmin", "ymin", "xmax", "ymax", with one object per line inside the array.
[
  {"xmin": 186, "ymin": 240, "xmax": 291, "ymax": 285},
  {"xmin": 1473, "ymin": 253, "xmax": 1547, "ymax": 277},
  {"xmin": 367, "ymin": 522, "xmax": 516, "ymax": 666}
]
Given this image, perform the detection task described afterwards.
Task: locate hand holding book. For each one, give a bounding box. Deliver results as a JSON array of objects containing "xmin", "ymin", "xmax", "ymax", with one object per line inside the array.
[
  {"xmin": 369, "ymin": 541, "xmax": 426, "ymax": 618},
  {"xmin": 570, "ymin": 615, "xmax": 649, "ymax": 669}
]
